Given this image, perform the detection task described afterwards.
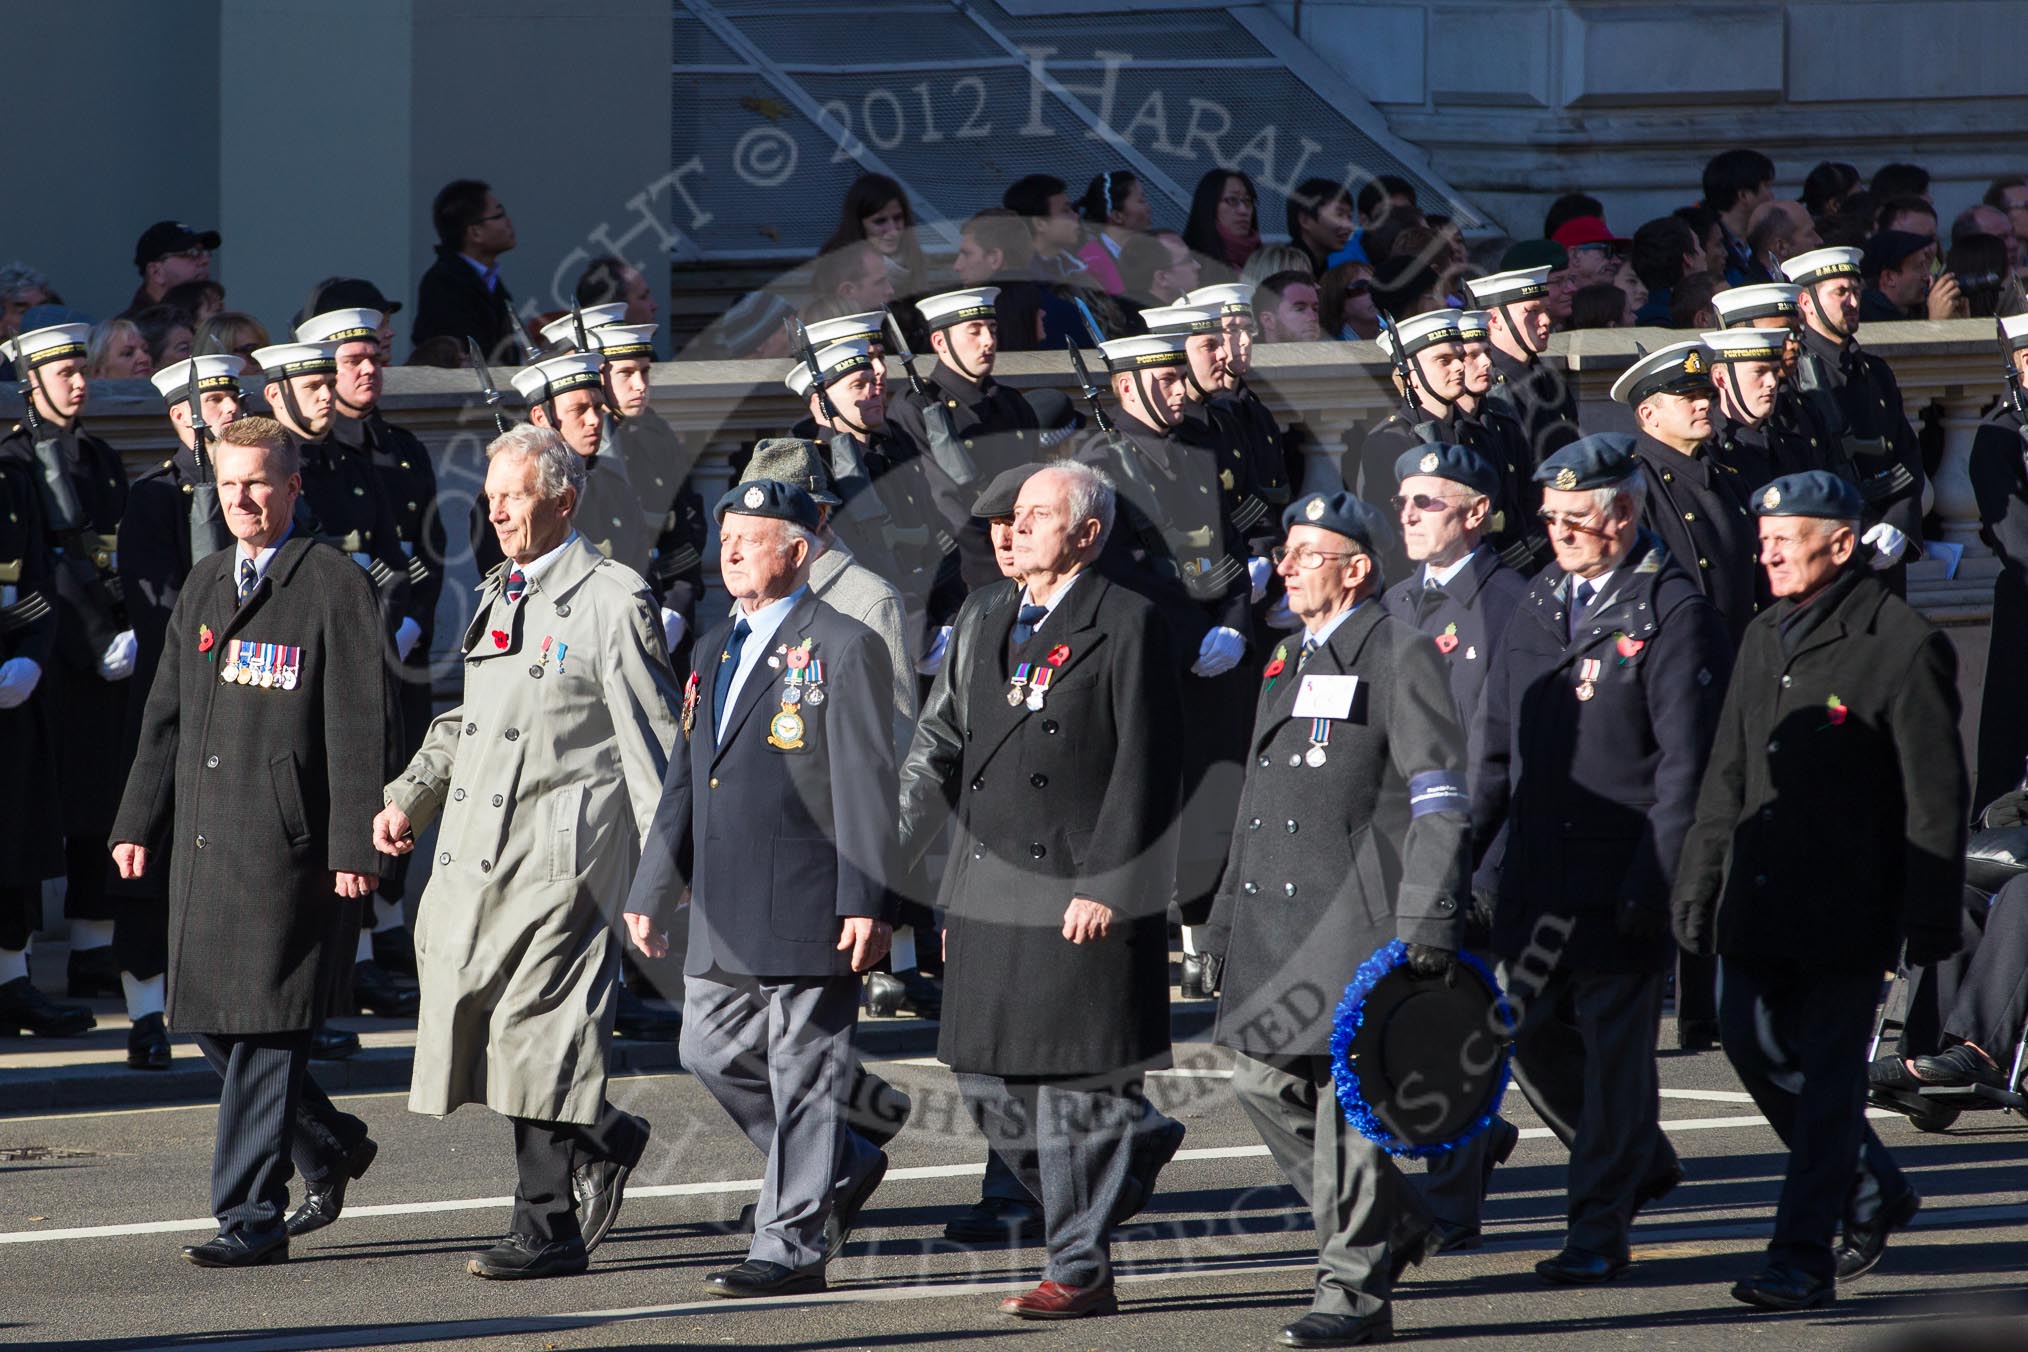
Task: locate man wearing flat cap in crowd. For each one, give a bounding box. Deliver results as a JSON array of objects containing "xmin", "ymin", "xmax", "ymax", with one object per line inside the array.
[
  {"xmin": 626, "ymin": 479, "xmax": 898, "ymax": 1301},
  {"xmin": 1471, "ymin": 434, "xmax": 1732, "ymax": 1288},
  {"xmin": 1674, "ymin": 470, "xmax": 1966, "ymax": 1311},
  {"xmin": 1203, "ymin": 488, "xmax": 1473, "ymax": 1349},
  {"xmin": 373, "ymin": 423, "xmax": 678, "ymax": 1280}
]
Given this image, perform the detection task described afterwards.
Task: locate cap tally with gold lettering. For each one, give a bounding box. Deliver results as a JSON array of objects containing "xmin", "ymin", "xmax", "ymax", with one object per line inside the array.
[
  {"xmin": 251, "ymin": 340, "xmax": 340, "ymax": 382},
  {"xmin": 1183, "ymin": 282, "xmax": 1257, "ymax": 319},
  {"xmin": 590, "ymin": 323, "xmax": 657, "ymax": 361},
  {"xmin": 1, "ymin": 322, "xmax": 91, "ymax": 370},
  {"xmin": 294, "ymin": 307, "xmax": 383, "ymax": 347},
  {"xmin": 1140, "ymin": 302, "xmax": 1225, "ymax": 336},
  {"xmin": 783, "ymin": 338, "xmax": 874, "ymax": 397},
  {"xmin": 1465, "ymin": 266, "xmax": 1551, "ymax": 307},
  {"xmin": 1454, "ymin": 309, "xmax": 1491, "ymax": 342},
  {"xmin": 151, "ymin": 354, "xmax": 245, "ymax": 405},
  {"xmin": 1377, "ymin": 307, "xmax": 1465, "ymax": 362},
  {"xmin": 538, "ymin": 303, "xmax": 629, "ymax": 351},
  {"xmin": 1780, "ymin": 246, "xmax": 1864, "ymax": 287},
  {"xmin": 915, "ymin": 288, "xmax": 1000, "ymax": 332},
  {"xmin": 1701, "ymin": 327, "xmax": 1788, "ymax": 366},
  {"xmin": 1099, "ymin": 332, "xmax": 1189, "ymax": 371},
  {"xmin": 803, "ymin": 310, "xmax": 886, "ymax": 348},
  {"xmin": 1711, "ymin": 283, "xmax": 1802, "ymax": 327},
  {"xmin": 1609, "ymin": 341, "xmax": 1715, "ymax": 406},
  {"xmin": 509, "ymin": 349, "xmax": 604, "ymax": 403}
]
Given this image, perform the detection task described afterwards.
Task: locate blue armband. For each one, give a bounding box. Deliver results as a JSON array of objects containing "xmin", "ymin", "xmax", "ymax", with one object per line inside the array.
[{"xmin": 1408, "ymin": 770, "xmax": 1468, "ymax": 817}]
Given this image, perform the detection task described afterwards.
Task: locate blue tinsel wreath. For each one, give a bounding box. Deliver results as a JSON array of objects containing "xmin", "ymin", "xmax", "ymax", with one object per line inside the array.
[{"xmin": 1328, "ymin": 939, "xmax": 1517, "ymax": 1158}]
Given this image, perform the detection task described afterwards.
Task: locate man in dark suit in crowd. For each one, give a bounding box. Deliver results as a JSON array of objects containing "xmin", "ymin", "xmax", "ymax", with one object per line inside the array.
[
  {"xmin": 1471, "ymin": 435, "xmax": 1732, "ymax": 1287},
  {"xmin": 1675, "ymin": 471, "xmax": 1967, "ymax": 1310},
  {"xmin": 1206, "ymin": 489, "xmax": 1473, "ymax": 1349},
  {"xmin": 410, "ymin": 179, "xmax": 528, "ymax": 365},
  {"xmin": 111, "ymin": 416, "xmax": 392, "ymax": 1268},
  {"xmin": 626, "ymin": 480, "xmax": 898, "ymax": 1299}
]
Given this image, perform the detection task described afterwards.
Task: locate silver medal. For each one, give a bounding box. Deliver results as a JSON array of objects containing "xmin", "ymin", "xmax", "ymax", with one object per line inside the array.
[{"xmin": 1305, "ymin": 745, "xmax": 1328, "ymax": 767}]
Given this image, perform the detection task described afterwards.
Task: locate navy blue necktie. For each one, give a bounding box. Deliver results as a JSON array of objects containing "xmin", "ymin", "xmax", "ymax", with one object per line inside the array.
[
  {"xmin": 713, "ymin": 617, "xmax": 751, "ymax": 738},
  {"xmin": 1010, "ymin": 603, "xmax": 1048, "ymax": 648},
  {"xmin": 237, "ymin": 558, "xmax": 258, "ymax": 606},
  {"xmin": 1299, "ymin": 635, "xmax": 1319, "ymax": 669},
  {"xmin": 1569, "ymin": 580, "xmax": 1594, "ymax": 641}
]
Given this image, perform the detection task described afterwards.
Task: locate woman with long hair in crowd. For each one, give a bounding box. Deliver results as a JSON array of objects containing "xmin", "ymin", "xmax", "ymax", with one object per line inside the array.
[
  {"xmin": 84, "ymin": 316, "xmax": 154, "ymax": 380},
  {"xmin": 819, "ymin": 171, "xmax": 930, "ymax": 309},
  {"xmin": 193, "ymin": 311, "xmax": 270, "ymax": 365},
  {"xmin": 1182, "ymin": 169, "xmax": 1261, "ymax": 278},
  {"xmin": 1075, "ymin": 170, "xmax": 1153, "ymax": 296}
]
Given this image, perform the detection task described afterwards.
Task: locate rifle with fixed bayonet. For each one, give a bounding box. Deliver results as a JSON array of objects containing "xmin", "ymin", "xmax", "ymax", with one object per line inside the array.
[
  {"xmin": 183, "ymin": 345, "xmax": 229, "ymax": 562},
  {"xmin": 2000, "ymin": 314, "xmax": 2028, "ymax": 444},
  {"xmin": 467, "ymin": 338, "xmax": 513, "ymax": 439}
]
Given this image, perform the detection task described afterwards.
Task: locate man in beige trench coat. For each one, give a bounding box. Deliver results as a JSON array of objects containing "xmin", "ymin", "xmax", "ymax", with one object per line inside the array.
[{"xmin": 372, "ymin": 424, "xmax": 681, "ymax": 1280}]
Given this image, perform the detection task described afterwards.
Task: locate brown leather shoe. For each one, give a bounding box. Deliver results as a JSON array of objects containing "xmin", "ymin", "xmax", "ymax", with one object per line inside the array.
[{"xmin": 997, "ymin": 1279, "xmax": 1119, "ymax": 1320}]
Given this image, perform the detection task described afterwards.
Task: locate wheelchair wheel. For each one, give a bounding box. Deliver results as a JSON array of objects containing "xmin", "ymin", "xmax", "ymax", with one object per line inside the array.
[{"xmin": 1907, "ymin": 1100, "xmax": 1962, "ymax": 1133}]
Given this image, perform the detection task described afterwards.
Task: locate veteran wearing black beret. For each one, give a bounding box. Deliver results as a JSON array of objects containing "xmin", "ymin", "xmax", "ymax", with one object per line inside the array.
[{"xmin": 1673, "ymin": 469, "xmax": 1967, "ymax": 1310}]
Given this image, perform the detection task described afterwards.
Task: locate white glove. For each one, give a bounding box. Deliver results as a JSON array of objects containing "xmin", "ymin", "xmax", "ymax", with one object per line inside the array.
[
  {"xmin": 1862, "ymin": 522, "xmax": 1909, "ymax": 570},
  {"xmin": 394, "ymin": 616, "xmax": 423, "ymax": 662},
  {"xmin": 98, "ymin": 630, "xmax": 138, "ymax": 681},
  {"xmin": 0, "ymin": 657, "xmax": 41, "ymax": 709},
  {"xmin": 1247, "ymin": 555, "xmax": 1272, "ymax": 604},
  {"xmin": 1190, "ymin": 626, "xmax": 1246, "ymax": 678},
  {"xmin": 915, "ymin": 624, "xmax": 952, "ymax": 675},
  {"xmin": 660, "ymin": 607, "xmax": 688, "ymax": 653},
  {"xmin": 1265, "ymin": 596, "xmax": 1302, "ymax": 630}
]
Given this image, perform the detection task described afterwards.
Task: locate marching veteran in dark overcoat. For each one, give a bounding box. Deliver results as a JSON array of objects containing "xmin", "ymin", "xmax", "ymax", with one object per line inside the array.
[
  {"xmin": 1203, "ymin": 489, "xmax": 1473, "ymax": 1350},
  {"xmin": 111, "ymin": 415, "xmax": 390, "ymax": 1268}
]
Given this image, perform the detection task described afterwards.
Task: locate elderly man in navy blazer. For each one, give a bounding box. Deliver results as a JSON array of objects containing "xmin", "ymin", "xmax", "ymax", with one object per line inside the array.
[{"xmin": 625, "ymin": 480, "xmax": 897, "ymax": 1300}]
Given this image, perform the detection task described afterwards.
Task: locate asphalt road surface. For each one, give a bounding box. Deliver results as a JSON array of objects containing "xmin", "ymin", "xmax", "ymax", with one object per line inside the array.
[{"xmin": 2, "ymin": 1024, "xmax": 2025, "ymax": 1351}]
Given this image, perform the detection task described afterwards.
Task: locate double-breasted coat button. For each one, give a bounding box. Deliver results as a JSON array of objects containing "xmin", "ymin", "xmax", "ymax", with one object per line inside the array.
[
  {"xmin": 1768, "ymin": 740, "xmax": 1780, "ymax": 753},
  {"xmin": 1283, "ymin": 882, "xmax": 1297, "ymax": 896},
  {"xmin": 1030, "ymin": 773, "xmax": 1048, "ymax": 788},
  {"xmin": 709, "ymin": 777, "xmax": 719, "ymax": 788},
  {"xmin": 971, "ymin": 776, "xmax": 985, "ymax": 791},
  {"xmin": 205, "ymin": 754, "xmax": 219, "ymax": 768},
  {"xmin": 1248, "ymin": 817, "xmax": 1261, "ymax": 830},
  {"xmin": 1029, "ymin": 843, "xmax": 1045, "ymax": 859},
  {"xmin": 453, "ymin": 788, "xmax": 466, "ymax": 801},
  {"xmin": 1780, "ymin": 675, "xmax": 1792, "ymax": 688},
  {"xmin": 480, "ymin": 860, "xmax": 492, "ymax": 873},
  {"xmin": 1043, "ymin": 720, "xmax": 1058, "ymax": 734},
  {"xmin": 1285, "ymin": 820, "xmax": 1299, "ymax": 834},
  {"xmin": 492, "ymin": 794, "xmax": 504, "ymax": 807},
  {"xmin": 439, "ymin": 851, "xmax": 450, "ymax": 865},
  {"xmin": 1258, "ymin": 755, "xmax": 1271, "ymax": 768},
  {"xmin": 194, "ymin": 834, "xmax": 207, "ymax": 849},
  {"xmin": 1243, "ymin": 881, "xmax": 1259, "ymax": 895},
  {"xmin": 505, "ymin": 728, "xmax": 519, "ymax": 741},
  {"xmin": 464, "ymin": 722, "xmax": 477, "ymax": 735}
]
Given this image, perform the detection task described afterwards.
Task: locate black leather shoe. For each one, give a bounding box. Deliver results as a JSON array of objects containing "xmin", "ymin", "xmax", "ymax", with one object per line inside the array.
[
  {"xmin": 286, "ymin": 1137, "xmax": 378, "ymax": 1237},
  {"xmin": 1731, "ymin": 1265, "xmax": 1834, "ymax": 1310},
  {"xmin": 310, "ymin": 1026, "xmax": 362, "ymax": 1060},
  {"xmin": 574, "ymin": 1113, "xmax": 650, "ymax": 1253},
  {"xmin": 1112, "ymin": 1116, "xmax": 1186, "ymax": 1224},
  {"xmin": 1535, "ymin": 1247, "xmax": 1628, "ymax": 1285},
  {"xmin": 371, "ymin": 925, "xmax": 418, "ymax": 977},
  {"xmin": 897, "ymin": 968, "xmax": 943, "ymax": 1019},
  {"xmin": 823, "ymin": 1150, "xmax": 887, "ymax": 1262},
  {"xmin": 126, "ymin": 1011, "xmax": 172, "ymax": 1070},
  {"xmin": 352, "ymin": 961, "xmax": 419, "ymax": 1017},
  {"xmin": 848, "ymin": 1073, "xmax": 911, "ymax": 1150},
  {"xmin": 1430, "ymin": 1220, "xmax": 1482, "ymax": 1254},
  {"xmin": 1178, "ymin": 952, "xmax": 1211, "ymax": 1000},
  {"xmin": 1677, "ymin": 1017, "xmax": 1720, "ymax": 1052},
  {"xmin": 1868, "ymin": 1054, "xmax": 1925, "ymax": 1091},
  {"xmin": 467, "ymin": 1232, "xmax": 588, "ymax": 1279},
  {"xmin": 1911, "ymin": 1043, "xmax": 2003, "ymax": 1088},
  {"xmin": 0, "ymin": 975, "xmax": 95, "ymax": 1037},
  {"xmin": 1634, "ymin": 1163, "xmax": 1685, "ymax": 1215},
  {"xmin": 862, "ymin": 971, "xmax": 906, "ymax": 1018},
  {"xmin": 1836, "ymin": 1187, "xmax": 1920, "ymax": 1281},
  {"xmin": 66, "ymin": 945, "xmax": 121, "ymax": 999},
  {"xmin": 182, "ymin": 1228, "xmax": 289, "ymax": 1267},
  {"xmin": 943, "ymin": 1195, "xmax": 1047, "ymax": 1244},
  {"xmin": 704, "ymin": 1258, "xmax": 826, "ymax": 1298},
  {"xmin": 1278, "ymin": 1309, "xmax": 1393, "ymax": 1347},
  {"xmin": 612, "ymin": 982, "xmax": 681, "ymax": 1040}
]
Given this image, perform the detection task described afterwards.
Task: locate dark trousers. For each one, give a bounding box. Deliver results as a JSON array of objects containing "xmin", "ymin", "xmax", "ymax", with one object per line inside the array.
[
  {"xmin": 1718, "ymin": 958, "xmax": 1903, "ymax": 1282},
  {"xmin": 60, "ymin": 838, "xmax": 168, "ymax": 980},
  {"xmin": 956, "ymin": 1071, "xmax": 1142, "ymax": 1288},
  {"xmin": 293, "ymin": 1076, "xmax": 371, "ymax": 1185},
  {"xmin": 1677, "ymin": 948, "xmax": 1718, "ymax": 1026},
  {"xmin": 1502, "ymin": 964, "xmax": 1676, "ymax": 1261},
  {"xmin": 193, "ymin": 1030, "xmax": 337, "ymax": 1236},
  {"xmin": 0, "ymin": 882, "xmax": 38, "ymax": 951},
  {"xmin": 1413, "ymin": 1114, "xmax": 1507, "ymax": 1231},
  {"xmin": 508, "ymin": 1103, "xmax": 646, "ymax": 1244},
  {"xmin": 1902, "ymin": 876, "xmax": 2028, "ymax": 1061}
]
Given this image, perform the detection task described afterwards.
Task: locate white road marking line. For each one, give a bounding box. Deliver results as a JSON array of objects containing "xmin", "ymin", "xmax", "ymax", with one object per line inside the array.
[{"xmin": 1658, "ymin": 1088, "xmax": 1757, "ymax": 1103}]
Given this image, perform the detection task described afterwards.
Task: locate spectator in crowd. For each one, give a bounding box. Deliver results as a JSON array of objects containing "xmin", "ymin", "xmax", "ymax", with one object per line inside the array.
[
  {"xmin": 1255, "ymin": 270, "xmax": 1322, "ymax": 343},
  {"xmin": 1568, "ymin": 283, "xmax": 1631, "ymax": 330},
  {"xmin": 1551, "ymin": 215, "xmax": 1628, "ymax": 290},
  {"xmin": 1871, "ymin": 162, "xmax": 1932, "ymax": 203},
  {"xmin": 954, "ymin": 208, "xmax": 1047, "ymax": 351},
  {"xmin": 1613, "ymin": 254, "xmax": 1650, "ymax": 319},
  {"xmin": 821, "ymin": 172, "xmax": 930, "ymax": 309},
  {"xmin": 1984, "ymin": 177, "xmax": 2028, "ymax": 256},
  {"xmin": 0, "ymin": 262, "xmax": 53, "ymax": 342},
  {"xmin": 132, "ymin": 303, "xmax": 194, "ymax": 368},
  {"xmin": 1945, "ymin": 234, "xmax": 2010, "ymax": 318},
  {"xmin": 1371, "ymin": 228, "xmax": 1447, "ymax": 318},
  {"xmin": 124, "ymin": 221, "xmax": 217, "ymax": 316},
  {"xmin": 1116, "ymin": 230, "xmax": 1199, "ymax": 311},
  {"xmin": 1746, "ymin": 200, "xmax": 1822, "ymax": 277},
  {"xmin": 194, "ymin": 312, "xmax": 270, "ymax": 365},
  {"xmin": 1003, "ymin": 173, "xmax": 1087, "ymax": 282},
  {"xmin": 1862, "ymin": 230, "xmax": 1961, "ymax": 321},
  {"xmin": 1631, "ymin": 216, "xmax": 1707, "ymax": 325},
  {"xmin": 1875, "ymin": 195, "xmax": 1938, "ymax": 240},
  {"xmin": 1074, "ymin": 170, "xmax": 1153, "ymax": 295},
  {"xmin": 1288, "ymin": 178, "xmax": 1356, "ymax": 277},
  {"xmin": 1818, "ymin": 192, "xmax": 1878, "ymax": 248},
  {"xmin": 1669, "ymin": 273, "xmax": 1727, "ymax": 331},
  {"xmin": 575, "ymin": 255, "xmax": 658, "ymax": 328},
  {"xmin": 1357, "ymin": 174, "xmax": 1422, "ymax": 234},
  {"xmin": 301, "ymin": 277, "xmax": 400, "ymax": 362},
  {"xmin": 810, "ymin": 240, "xmax": 896, "ymax": 317},
  {"xmin": 1320, "ymin": 259, "xmax": 1380, "ymax": 341},
  {"xmin": 1803, "ymin": 161, "xmax": 1861, "ymax": 219},
  {"xmin": 1703, "ymin": 148, "xmax": 1777, "ymax": 283},
  {"xmin": 162, "ymin": 280, "xmax": 224, "ymax": 326},
  {"xmin": 1182, "ymin": 169, "xmax": 1261, "ymax": 276},
  {"xmin": 411, "ymin": 178, "xmax": 525, "ymax": 365},
  {"xmin": 1951, "ymin": 205, "xmax": 2019, "ymax": 274},
  {"xmin": 1675, "ymin": 205, "xmax": 1730, "ymax": 280},
  {"xmin": 405, "ymin": 335, "xmax": 468, "ymax": 368},
  {"xmin": 1543, "ymin": 192, "xmax": 1606, "ymax": 241},
  {"xmin": 84, "ymin": 317, "xmax": 153, "ymax": 380},
  {"xmin": 1240, "ymin": 244, "xmax": 1312, "ymax": 288}
]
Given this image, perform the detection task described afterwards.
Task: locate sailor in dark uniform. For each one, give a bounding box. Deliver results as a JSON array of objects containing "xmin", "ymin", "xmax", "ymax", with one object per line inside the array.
[
  {"xmin": 1184, "ymin": 282, "xmax": 1297, "ymax": 547},
  {"xmin": 1464, "ymin": 266, "xmax": 1581, "ymax": 465},
  {"xmin": 0, "ymin": 323, "xmax": 137, "ymax": 1017},
  {"xmin": 1455, "ymin": 307, "xmax": 1551, "ymax": 575},
  {"xmin": 1969, "ymin": 313, "xmax": 2028, "ymax": 815},
  {"xmin": 1351, "ymin": 308, "xmax": 1472, "ymax": 585},
  {"xmin": 1710, "ymin": 283, "xmax": 1832, "ymax": 479},
  {"xmin": 1702, "ymin": 325, "xmax": 1793, "ymax": 491},
  {"xmin": 787, "ymin": 310, "xmax": 887, "ymax": 444},
  {"xmin": 1785, "ymin": 246, "xmax": 1925, "ymax": 591}
]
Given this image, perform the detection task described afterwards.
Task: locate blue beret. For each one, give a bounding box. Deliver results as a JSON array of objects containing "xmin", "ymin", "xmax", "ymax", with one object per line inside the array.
[
  {"xmin": 1752, "ymin": 470, "xmax": 1863, "ymax": 520},
  {"xmin": 1534, "ymin": 433, "xmax": 1638, "ymax": 492},
  {"xmin": 1394, "ymin": 442, "xmax": 1500, "ymax": 499},
  {"xmin": 1283, "ymin": 490, "xmax": 1377, "ymax": 551},
  {"xmin": 715, "ymin": 478, "xmax": 821, "ymax": 531}
]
